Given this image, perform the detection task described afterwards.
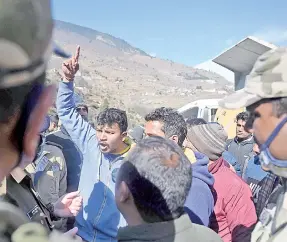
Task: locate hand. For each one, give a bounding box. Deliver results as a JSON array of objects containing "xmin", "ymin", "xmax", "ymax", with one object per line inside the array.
[
  {"xmin": 54, "ymin": 191, "xmax": 83, "ymax": 218},
  {"xmin": 62, "ymin": 46, "xmax": 80, "ymax": 81}
]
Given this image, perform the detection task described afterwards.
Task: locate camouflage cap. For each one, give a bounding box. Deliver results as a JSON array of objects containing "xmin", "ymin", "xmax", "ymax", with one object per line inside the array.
[
  {"xmin": 0, "ymin": 0, "xmax": 70, "ymax": 89},
  {"xmin": 219, "ymin": 47, "xmax": 287, "ymax": 109}
]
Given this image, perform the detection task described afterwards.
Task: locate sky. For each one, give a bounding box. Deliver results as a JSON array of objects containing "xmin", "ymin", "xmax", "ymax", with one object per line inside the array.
[{"xmin": 53, "ymin": 0, "xmax": 287, "ymax": 66}]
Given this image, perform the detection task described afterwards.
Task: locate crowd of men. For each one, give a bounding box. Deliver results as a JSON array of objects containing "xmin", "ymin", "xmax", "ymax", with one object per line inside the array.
[{"xmin": 1, "ymin": 1, "xmax": 287, "ymax": 242}]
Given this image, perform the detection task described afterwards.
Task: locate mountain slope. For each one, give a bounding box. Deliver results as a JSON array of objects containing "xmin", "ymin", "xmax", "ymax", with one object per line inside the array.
[
  {"xmin": 55, "ymin": 20, "xmax": 148, "ymax": 56},
  {"xmin": 48, "ymin": 21, "xmax": 233, "ymax": 126}
]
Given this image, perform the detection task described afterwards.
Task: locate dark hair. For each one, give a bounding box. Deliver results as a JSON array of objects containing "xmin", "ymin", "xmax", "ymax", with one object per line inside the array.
[
  {"xmin": 186, "ymin": 118, "xmax": 207, "ymax": 128},
  {"xmin": 145, "ymin": 107, "xmax": 187, "ymax": 146},
  {"xmin": 236, "ymin": 112, "xmax": 249, "ymax": 122},
  {"xmin": 96, "ymin": 108, "xmax": 128, "ymax": 133},
  {"xmin": 118, "ymin": 136, "xmax": 192, "ymax": 222}
]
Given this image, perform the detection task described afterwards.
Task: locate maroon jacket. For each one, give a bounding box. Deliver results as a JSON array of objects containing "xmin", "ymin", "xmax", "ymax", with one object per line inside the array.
[{"xmin": 208, "ymin": 157, "xmax": 257, "ymax": 242}]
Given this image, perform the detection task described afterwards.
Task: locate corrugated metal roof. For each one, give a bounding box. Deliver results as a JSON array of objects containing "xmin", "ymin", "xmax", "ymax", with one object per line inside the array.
[{"xmin": 212, "ymin": 36, "xmax": 277, "ymax": 73}]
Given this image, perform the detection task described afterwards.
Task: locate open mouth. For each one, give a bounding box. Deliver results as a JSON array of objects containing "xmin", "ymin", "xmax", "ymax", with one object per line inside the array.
[{"xmin": 99, "ymin": 143, "xmax": 109, "ymax": 151}]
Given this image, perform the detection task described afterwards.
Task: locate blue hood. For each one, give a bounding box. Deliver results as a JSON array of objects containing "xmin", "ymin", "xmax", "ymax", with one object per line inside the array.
[
  {"xmin": 184, "ymin": 152, "xmax": 215, "ymax": 227},
  {"xmin": 192, "ymin": 152, "xmax": 214, "ymax": 186}
]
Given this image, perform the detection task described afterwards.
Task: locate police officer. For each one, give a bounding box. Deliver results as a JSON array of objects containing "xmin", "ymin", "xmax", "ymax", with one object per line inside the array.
[
  {"xmin": 0, "ymin": 0, "xmax": 82, "ymax": 241},
  {"xmin": 219, "ymin": 47, "xmax": 287, "ymax": 242},
  {"xmin": 26, "ymin": 116, "xmax": 68, "ymax": 231}
]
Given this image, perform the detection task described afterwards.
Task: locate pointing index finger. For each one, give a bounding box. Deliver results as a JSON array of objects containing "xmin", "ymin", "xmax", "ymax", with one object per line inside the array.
[{"xmin": 75, "ymin": 45, "xmax": 80, "ymax": 62}]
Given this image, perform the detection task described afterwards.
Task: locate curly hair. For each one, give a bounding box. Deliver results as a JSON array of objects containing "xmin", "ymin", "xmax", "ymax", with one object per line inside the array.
[
  {"xmin": 145, "ymin": 107, "xmax": 187, "ymax": 146},
  {"xmin": 97, "ymin": 108, "xmax": 128, "ymax": 133}
]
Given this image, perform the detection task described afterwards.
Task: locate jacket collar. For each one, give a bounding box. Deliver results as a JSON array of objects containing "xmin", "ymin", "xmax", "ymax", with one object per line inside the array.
[
  {"xmin": 234, "ymin": 135, "xmax": 254, "ymax": 145},
  {"xmin": 117, "ymin": 214, "xmax": 192, "ymax": 241}
]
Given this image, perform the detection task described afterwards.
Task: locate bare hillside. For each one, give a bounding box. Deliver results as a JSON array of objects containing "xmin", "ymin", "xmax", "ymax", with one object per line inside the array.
[{"xmin": 48, "ymin": 20, "xmax": 233, "ymax": 125}]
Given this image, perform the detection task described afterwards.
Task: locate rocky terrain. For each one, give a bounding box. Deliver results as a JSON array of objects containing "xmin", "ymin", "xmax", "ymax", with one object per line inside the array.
[{"xmin": 47, "ymin": 20, "xmax": 233, "ymax": 126}]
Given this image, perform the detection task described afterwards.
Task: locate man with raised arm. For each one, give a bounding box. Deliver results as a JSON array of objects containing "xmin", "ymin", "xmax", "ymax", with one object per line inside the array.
[{"xmin": 57, "ymin": 46, "xmax": 132, "ymax": 242}]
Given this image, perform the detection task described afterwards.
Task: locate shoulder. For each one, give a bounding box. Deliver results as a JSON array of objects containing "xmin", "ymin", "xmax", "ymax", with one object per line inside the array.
[
  {"xmin": 220, "ymin": 165, "xmax": 251, "ymax": 192},
  {"xmin": 189, "ymin": 223, "xmax": 223, "ymax": 241},
  {"xmin": 45, "ymin": 140, "xmax": 63, "ymax": 151},
  {"xmin": 226, "ymin": 139, "xmax": 234, "ymax": 148},
  {"xmin": 43, "ymin": 144, "xmax": 66, "ymax": 168}
]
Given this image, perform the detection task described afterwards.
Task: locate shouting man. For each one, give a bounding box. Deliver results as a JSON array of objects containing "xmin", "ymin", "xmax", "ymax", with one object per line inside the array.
[{"xmin": 57, "ymin": 46, "xmax": 131, "ymax": 242}]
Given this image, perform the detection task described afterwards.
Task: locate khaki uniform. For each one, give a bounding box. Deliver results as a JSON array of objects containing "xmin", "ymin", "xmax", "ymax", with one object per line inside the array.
[
  {"xmin": 26, "ymin": 141, "xmax": 68, "ymax": 232},
  {"xmin": 0, "ymin": 168, "xmax": 54, "ymax": 231},
  {"xmin": 0, "ymin": 201, "xmax": 81, "ymax": 242}
]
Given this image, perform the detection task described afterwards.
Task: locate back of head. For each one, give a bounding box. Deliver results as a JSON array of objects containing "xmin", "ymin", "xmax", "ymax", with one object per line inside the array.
[
  {"xmin": 118, "ymin": 136, "xmax": 192, "ymax": 222},
  {"xmin": 187, "ymin": 123, "xmax": 228, "ymax": 161},
  {"xmin": 97, "ymin": 108, "xmax": 128, "ymax": 133},
  {"xmin": 145, "ymin": 107, "xmax": 187, "ymax": 146}
]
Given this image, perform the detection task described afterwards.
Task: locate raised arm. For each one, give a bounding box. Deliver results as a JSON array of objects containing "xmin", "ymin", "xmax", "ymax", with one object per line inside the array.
[{"xmin": 56, "ymin": 46, "xmax": 96, "ymax": 152}]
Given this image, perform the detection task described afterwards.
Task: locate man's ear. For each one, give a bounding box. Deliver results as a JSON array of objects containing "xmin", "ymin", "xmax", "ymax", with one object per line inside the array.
[
  {"xmin": 119, "ymin": 181, "xmax": 131, "ymax": 203},
  {"xmin": 121, "ymin": 131, "xmax": 127, "ymax": 141},
  {"xmin": 169, "ymin": 135, "xmax": 179, "ymax": 145},
  {"xmin": 23, "ymin": 85, "xmax": 55, "ymax": 159}
]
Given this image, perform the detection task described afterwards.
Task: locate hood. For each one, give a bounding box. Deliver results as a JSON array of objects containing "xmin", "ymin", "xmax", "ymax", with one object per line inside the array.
[{"xmin": 192, "ymin": 152, "xmax": 214, "ymax": 186}]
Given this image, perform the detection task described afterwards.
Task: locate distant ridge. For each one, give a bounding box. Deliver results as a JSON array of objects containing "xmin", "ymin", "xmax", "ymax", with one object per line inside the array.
[{"xmin": 55, "ymin": 20, "xmax": 149, "ymax": 56}]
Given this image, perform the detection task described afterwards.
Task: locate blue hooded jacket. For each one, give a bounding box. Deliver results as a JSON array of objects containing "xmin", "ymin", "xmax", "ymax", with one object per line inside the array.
[
  {"xmin": 222, "ymin": 151, "xmax": 241, "ymax": 176},
  {"xmin": 184, "ymin": 152, "xmax": 215, "ymax": 227},
  {"xmin": 57, "ymin": 82, "xmax": 128, "ymax": 242}
]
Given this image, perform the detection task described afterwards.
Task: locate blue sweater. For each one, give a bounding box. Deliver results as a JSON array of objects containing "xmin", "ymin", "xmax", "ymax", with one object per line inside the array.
[
  {"xmin": 57, "ymin": 82, "xmax": 126, "ymax": 242},
  {"xmin": 184, "ymin": 152, "xmax": 214, "ymax": 226}
]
